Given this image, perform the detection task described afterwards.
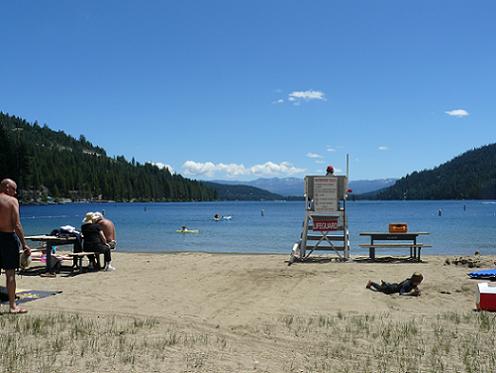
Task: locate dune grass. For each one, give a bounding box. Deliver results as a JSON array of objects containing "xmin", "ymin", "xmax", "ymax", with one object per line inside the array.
[
  {"xmin": 276, "ymin": 311, "xmax": 496, "ymax": 373},
  {"xmin": 0, "ymin": 312, "xmax": 228, "ymax": 373},
  {"xmin": 0, "ymin": 310, "xmax": 495, "ymax": 372}
]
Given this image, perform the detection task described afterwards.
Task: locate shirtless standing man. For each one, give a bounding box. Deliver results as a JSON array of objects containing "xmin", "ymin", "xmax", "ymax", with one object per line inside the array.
[{"xmin": 0, "ymin": 178, "xmax": 31, "ymax": 313}]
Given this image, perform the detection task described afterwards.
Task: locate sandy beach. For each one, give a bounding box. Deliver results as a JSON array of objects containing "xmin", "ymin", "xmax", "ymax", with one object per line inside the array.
[{"xmin": 3, "ymin": 252, "xmax": 495, "ymax": 372}]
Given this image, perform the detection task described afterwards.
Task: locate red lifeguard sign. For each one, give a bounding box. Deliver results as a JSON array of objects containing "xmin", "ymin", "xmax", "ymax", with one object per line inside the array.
[{"xmin": 312, "ymin": 216, "xmax": 340, "ymax": 231}]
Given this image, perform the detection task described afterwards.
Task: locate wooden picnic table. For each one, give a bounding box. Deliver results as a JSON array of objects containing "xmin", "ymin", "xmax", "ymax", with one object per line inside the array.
[
  {"xmin": 359, "ymin": 232, "xmax": 431, "ymax": 262},
  {"xmin": 25, "ymin": 235, "xmax": 77, "ymax": 276}
]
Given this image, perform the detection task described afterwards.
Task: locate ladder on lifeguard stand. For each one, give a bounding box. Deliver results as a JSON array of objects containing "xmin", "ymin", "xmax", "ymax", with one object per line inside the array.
[{"xmin": 289, "ymin": 175, "xmax": 350, "ymax": 263}]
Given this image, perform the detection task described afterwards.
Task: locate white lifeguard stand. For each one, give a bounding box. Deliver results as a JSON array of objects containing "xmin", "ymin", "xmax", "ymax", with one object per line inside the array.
[{"xmin": 289, "ymin": 174, "xmax": 350, "ymax": 263}]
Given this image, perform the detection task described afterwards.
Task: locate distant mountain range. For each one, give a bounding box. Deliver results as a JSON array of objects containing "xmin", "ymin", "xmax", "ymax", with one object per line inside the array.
[
  {"xmin": 203, "ymin": 182, "xmax": 284, "ymax": 201},
  {"xmin": 211, "ymin": 177, "xmax": 397, "ymax": 197}
]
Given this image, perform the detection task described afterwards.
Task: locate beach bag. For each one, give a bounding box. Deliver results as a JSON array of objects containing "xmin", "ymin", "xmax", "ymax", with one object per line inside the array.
[
  {"xmin": 47, "ymin": 256, "xmax": 62, "ymax": 274},
  {"xmin": 0, "ymin": 287, "xmax": 8, "ymax": 302}
]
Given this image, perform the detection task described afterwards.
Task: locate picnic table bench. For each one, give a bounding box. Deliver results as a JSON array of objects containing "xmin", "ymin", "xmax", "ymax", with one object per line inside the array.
[
  {"xmin": 359, "ymin": 232, "xmax": 431, "ymax": 262},
  {"xmin": 67, "ymin": 251, "xmax": 104, "ymax": 273},
  {"xmin": 25, "ymin": 235, "xmax": 103, "ymax": 275}
]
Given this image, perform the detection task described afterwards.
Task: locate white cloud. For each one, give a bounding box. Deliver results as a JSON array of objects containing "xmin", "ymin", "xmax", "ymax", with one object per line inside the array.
[
  {"xmin": 181, "ymin": 161, "xmax": 217, "ymax": 177},
  {"xmin": 182, "ymin": 160, "xmax": 305, "ymax": 178},
  {"xmin": 445, "ymin": 109, "xmax": 469, "ymax": 118},
  {"xmin": 182, "ymin": 161, "xmax": 245, "ymax": 178},
  {"xmin": 326, "ymin": 146, "xmax": 336, "ymax": 152},
  {"xmin": 306, "ymin": 152, "xmax": 323, "ymax": 159},
  {"xmin": 289, "ymin": 90, "xmax": 326, "ymax": 101},
  {"xmin": 249, "ymin": 161, "xmax": 304, "ymax": 176},
  {"xmin": 274, "ymin": 89, "xmax": 327, "ymax": 105},
  {"xmin": 315, "ymin": 159, "xmax": 325, "ymax": 164},
  {"xmin": 287, "ymin": 90, "xmax": 326, "ymax": 105},
  {"xmin": 378, "ymin": 146, "xmax": 389, "ymax": 151},
  {"xmin": 151, "ymin": 162, "xmax": 174, "ymax": 173},
  {"xmin": 219, "ymin": 163, "xmax": 247, "ymax": 176}
]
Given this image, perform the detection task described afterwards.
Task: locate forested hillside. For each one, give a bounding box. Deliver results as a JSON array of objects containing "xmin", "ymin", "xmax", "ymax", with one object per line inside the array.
[
  {"xmin": 0, "ymin": 113, "xmax": 216, "ymax": 202},
  {"xmin": 376, "ymin": 144, "xmax": 496, "ymax": 200}
]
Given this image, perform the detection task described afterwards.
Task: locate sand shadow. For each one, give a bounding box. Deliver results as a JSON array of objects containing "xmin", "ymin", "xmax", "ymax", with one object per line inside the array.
[
  {"xmin": 18, "ymin": 264, "xmax": 97, "ymax": 277},
  {"xmin": 287, "ymin": 256, "xmax": 348, "ymax": 266},
  {"xmin": 353, "ymin": 256, "xmax": 426, "ymax": 264}
]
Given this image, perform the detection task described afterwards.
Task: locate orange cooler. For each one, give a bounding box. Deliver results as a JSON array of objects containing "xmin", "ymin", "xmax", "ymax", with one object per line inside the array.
[{"xmin": 388, "ymin": 223, "xmax": 408, "ymax": 233}]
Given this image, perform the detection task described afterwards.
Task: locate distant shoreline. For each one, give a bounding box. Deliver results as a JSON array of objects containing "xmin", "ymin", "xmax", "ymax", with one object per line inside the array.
[
  {"xmin": 20, "ymin": 197, "xmax": 496, "ymax": 206},
  {"xmin": 20, "ymin": 198, "xmax": 303, "ymax": 205}
]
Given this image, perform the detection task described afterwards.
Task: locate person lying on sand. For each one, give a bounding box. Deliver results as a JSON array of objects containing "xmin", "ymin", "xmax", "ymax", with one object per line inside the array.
[{"xmin": 366, "ymin": 272, "xmax": 423, "ymax": 296}]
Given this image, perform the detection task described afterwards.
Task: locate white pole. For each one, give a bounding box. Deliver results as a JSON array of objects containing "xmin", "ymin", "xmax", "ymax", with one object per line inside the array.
[{"xmin": 346, "ymin": 153, "xmax": 350, "ymax": 179}]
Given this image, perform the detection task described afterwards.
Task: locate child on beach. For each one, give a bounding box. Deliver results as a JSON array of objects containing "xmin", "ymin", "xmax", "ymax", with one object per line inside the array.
[{"xmin": 366, "ymin": 272, "xmax": 423, "ymax": 296}]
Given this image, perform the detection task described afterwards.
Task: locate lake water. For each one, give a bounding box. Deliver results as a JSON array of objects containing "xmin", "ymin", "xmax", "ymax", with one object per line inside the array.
[{"xmin": 21, "ymin": 200, "xmax": 496, "ymax": 256}]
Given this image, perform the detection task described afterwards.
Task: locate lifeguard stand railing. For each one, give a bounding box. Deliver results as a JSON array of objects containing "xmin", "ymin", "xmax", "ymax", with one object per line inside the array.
[{"xmin": 289, "ymin": 175, "xmax": 350, "ymax": 263}]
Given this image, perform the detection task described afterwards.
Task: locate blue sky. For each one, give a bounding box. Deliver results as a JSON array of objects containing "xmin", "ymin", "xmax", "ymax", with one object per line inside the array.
[{"xmin": 1, "ymin": 1, "xmax": 494, "ymax": 181}]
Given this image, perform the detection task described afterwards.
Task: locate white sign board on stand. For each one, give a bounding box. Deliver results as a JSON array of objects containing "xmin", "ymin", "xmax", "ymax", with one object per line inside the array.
[
  {"xmin": 289, "ymin": 174, "xmax": 350, "ymax": 263},
  {"xmin": 313, "ymin": 177, "xmax": 338, "ymax": 211}
]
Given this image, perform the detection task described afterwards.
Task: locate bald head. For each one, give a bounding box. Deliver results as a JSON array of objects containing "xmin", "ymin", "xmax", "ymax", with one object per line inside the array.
[{"xmin": 0, "ymin": 179, "xmax": 17, "ymax": 195}]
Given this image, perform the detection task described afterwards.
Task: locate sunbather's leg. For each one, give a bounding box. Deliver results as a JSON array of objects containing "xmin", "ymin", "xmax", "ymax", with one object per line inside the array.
[{"xmin": 366, "ymin": 280, "xmax": 383, "ymax": 291}]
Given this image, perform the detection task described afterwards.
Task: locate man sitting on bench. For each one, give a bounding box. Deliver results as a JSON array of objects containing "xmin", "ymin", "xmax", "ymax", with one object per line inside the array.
[{"xmin": 81, "ymin": 212, "xmax": 115, "ymax": 272}]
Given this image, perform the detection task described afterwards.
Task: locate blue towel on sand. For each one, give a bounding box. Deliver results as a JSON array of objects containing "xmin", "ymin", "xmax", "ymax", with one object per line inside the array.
[
  {"xmin": 468, "ymin": 269, "xmax": 496, "ymax": 279},
  {"xmin": 1, "ymin": 288, "xmax": 61, "ymax": 305}
]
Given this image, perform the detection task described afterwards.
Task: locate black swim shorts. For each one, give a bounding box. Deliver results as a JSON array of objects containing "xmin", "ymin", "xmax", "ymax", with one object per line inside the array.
[{"xmin": 0, "ymin": 232, "xmax": 20, "ymax": 270}]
